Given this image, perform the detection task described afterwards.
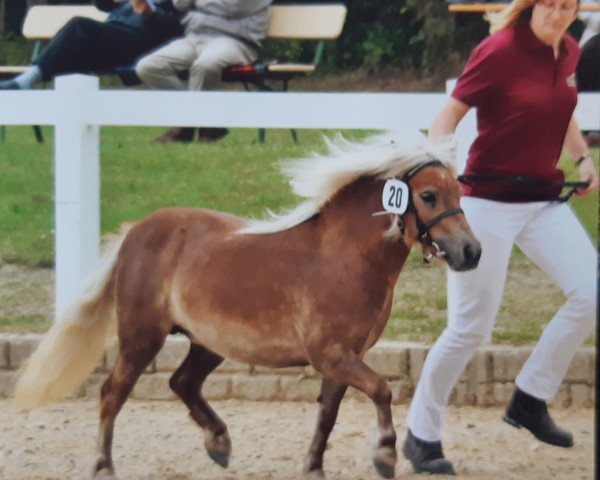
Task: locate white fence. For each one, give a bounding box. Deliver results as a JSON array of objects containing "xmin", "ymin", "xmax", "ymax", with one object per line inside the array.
[{"xmin": 1, "ymin": 74, "xmax": 599, "ymax": 316}]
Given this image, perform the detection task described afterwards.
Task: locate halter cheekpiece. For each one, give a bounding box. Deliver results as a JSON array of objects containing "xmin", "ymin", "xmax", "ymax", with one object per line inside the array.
[
  {"xmin": 404, "ymin": 160, "xmax": 464, "ymax": 260},
  {"xmin": 378, "ymin": 159, "xmax": 465, "ymax": 261}
]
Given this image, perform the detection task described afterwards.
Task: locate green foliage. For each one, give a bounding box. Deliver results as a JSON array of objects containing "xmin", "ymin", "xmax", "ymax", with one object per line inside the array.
[
  {"xmin": 0, "ymin": 31, "xmax": 31, "ymax": 65},
  {"xmin": 262, "ymin": 39, "xmax": 307, "ymax": 65},
  {"xmin": 334, "ymin": 1, "xmax": 425, "ymax": 72},
  {"xmin": 322, "ymin": 0, "xmax": 488, "ymax": 76},
  {"xmin": 409, "ymin": 0, "xmax": 460, "ymax": 76},
  {"xmin": 248, "ymin": 1, "xmax": 490, "ymax": 78}
]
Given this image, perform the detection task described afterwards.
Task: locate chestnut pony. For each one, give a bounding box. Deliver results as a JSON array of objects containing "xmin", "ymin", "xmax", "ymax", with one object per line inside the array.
[{"xmin": 15, "ymin": 133, "xmax": 481, "ymax": 480}]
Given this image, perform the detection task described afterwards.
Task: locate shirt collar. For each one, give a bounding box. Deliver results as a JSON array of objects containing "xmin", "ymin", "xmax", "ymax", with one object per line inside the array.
[{"xmin": 515, "ymin": 21, "xmax": 573, "ymax": 59}]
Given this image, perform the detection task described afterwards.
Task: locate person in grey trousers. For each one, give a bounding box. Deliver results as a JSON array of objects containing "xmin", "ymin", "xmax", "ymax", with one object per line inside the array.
[{"xmin": 136, "ymin": 0, "xmax": 272, "ymax": 143}]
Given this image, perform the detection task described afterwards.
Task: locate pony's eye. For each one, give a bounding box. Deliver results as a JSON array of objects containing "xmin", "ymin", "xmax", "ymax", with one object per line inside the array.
[{"xmin": 420, "ymin": 191, "xmax": 437, "ymax": 206}]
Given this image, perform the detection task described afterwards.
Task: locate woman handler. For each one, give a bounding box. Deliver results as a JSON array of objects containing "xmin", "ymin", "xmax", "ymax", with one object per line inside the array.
[{"xmin": 403, "ymin": 0, "xmax": 599, "ymax": 475}]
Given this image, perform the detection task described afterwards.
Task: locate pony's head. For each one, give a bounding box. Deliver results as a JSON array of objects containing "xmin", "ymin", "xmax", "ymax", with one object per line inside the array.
[
  {"xmin": 393, "ymin": 158, "xmax": 481, "ymax": 271},
  {"xmin": 240, "ymin": 131, "xmax": 481, "ymax": 271}
]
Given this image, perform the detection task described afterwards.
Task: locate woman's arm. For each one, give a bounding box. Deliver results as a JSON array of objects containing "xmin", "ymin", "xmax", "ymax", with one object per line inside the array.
[
  {"xmin": 428, "ymin": 97, "xmax": 470, "ymax": 141},
  {"xmin": 562, "ymin": 116, "xmax": 599, "ymax": 197}
]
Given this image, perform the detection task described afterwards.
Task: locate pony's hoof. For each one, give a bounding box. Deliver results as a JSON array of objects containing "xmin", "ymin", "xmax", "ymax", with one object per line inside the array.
[
  {"xmin": 373, "ymin": 459, "xmax": 395, "ymax": 479},
  {"xmin": 205, "ymin": 431, "xmax": 232, "ymax": 468},
  {"xmin": 373, "ymin": 446, "xmax": 396, "ymax": 479},
  {"xmin": 304, "ymin": 468, "xmax": 327, "ymax": 480},
  {"xmin": 93, "ymin": 468, "xmax": 118, "ymax": 480},
  {"xmin": 208, "ymin": 449, "xmax": 229, "ymax": 468}
]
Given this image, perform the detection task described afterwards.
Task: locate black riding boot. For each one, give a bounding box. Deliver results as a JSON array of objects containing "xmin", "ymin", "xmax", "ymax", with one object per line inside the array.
[
  {"xmin": 503, "ymin": 387, "xmax": 573, "ymax": 447},
  {"xmin": 402, "ymin": 429, "xmax": 456, "ymax": 475}
]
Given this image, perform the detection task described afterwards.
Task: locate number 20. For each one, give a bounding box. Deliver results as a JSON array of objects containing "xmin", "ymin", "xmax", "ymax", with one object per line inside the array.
[{"xmin": 387, "ymin": 186, "xmax": 403, "ymax": 209}]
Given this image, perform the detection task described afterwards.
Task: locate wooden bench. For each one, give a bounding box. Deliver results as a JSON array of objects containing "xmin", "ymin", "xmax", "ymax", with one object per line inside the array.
[
  {"xmin": 221, "ymin": 3, "xmax": 347, "ymax": 143},
  {"xmin": 0, "ymin": 5, "xmax": 108, "ymax": 143},
  {"xmin": 2, "ymin": 3, "xmax": 347, "ymax": 144}
]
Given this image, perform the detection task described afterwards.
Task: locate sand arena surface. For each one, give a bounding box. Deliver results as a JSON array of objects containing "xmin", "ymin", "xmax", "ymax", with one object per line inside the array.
[{"xmin": 0, "ymin": 398, "xmax": 593, "ymax": 480}]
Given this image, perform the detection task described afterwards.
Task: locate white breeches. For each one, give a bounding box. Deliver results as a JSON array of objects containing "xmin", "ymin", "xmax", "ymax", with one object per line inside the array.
[{"xmin": 407, "ymin": 197, "xmax": 596, "ymax": 442}]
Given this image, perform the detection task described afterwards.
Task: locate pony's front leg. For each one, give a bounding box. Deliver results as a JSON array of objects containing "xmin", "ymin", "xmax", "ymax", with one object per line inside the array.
[
  {"xmin": 311, "ymin": 344, "xmax": 397, "ymax": 479},
  {"xmin": 303, "ymin": 378, "xmax": 348, "ymax": 480}
]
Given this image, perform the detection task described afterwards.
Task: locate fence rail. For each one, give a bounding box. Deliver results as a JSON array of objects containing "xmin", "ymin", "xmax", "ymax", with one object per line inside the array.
[{"xmin": 1, "ymin": 74, "xmax": 599, "ymax": 316}]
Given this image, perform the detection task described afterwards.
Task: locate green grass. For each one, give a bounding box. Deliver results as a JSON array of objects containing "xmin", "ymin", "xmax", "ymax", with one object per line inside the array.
[
  {"xmin": 0, "ymin": 315, "xmax": 50, "ymax": 333},
  {"xmin": 0, "ymin": 126, "xmax": 597, "ymax": 346},
  {"xmin": 383, "ymin": 252, "xmax": 597, "ymax": 346},
  {"xmin": 0, "ymin": 126, "xmax": 371, "ymax": 266}
]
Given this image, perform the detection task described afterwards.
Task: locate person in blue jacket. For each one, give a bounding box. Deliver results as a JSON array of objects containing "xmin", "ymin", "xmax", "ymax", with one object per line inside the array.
[{"xmin": 0, "ymin": 0, "xmax": 182, "ymax": 90}]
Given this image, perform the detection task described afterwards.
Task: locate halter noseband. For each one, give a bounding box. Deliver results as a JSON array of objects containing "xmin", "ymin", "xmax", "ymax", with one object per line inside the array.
[{"xmin": 402, "ymin": 160, "xmax": 465, "ymax": 261}]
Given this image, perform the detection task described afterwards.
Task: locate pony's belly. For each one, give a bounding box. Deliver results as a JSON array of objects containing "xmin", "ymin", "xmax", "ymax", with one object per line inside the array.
[{"xmin": 178, "ymin": 317, "xmax": 309, "ymax": 368}]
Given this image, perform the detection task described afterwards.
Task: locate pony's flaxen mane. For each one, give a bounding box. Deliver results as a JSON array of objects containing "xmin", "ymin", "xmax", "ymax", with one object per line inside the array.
[{"xmin": 239, "ymin": 131, "xmax": 457, "ymax": 234}]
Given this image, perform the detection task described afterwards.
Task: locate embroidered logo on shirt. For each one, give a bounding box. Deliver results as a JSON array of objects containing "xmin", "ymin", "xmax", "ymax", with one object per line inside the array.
[{"xmin": 566, "ymin": 73, "xmax": 576, "ymax": 88}]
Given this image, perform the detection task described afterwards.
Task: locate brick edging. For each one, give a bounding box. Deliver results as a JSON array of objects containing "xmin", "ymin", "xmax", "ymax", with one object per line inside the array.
[{"xmin": 0, "ymin": 334, "xmax": 594, "ymax": 408}]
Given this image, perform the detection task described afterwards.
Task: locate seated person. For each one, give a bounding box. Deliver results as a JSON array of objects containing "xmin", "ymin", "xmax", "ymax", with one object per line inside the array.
[
  {"xmin": 577, "ymin": 33, "xmax": 599, "ymax": 92},
  {"xmin": 577, "ymin": 1, "xmax": 600, "ymax": 146},
  {"xmin": 0, "ymin": 0, "xmax": 182, "ymax": 90},
  {"xmin": 135, "ymin": 0, "xmax": 272, "ymax": 143}
]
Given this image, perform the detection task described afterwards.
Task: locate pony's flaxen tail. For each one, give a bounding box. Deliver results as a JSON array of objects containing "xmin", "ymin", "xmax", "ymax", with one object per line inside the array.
[{"xmin": 14, "ymin": 224, "xmax": 133, "ymax": 411}]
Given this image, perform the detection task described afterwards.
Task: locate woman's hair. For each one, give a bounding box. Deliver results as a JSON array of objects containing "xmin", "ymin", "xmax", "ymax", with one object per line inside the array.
[
  {"xmin": 486, "ymin": 0, "xmax": 580, "ymax": 34},
  {"xmin": 486, "ymin": 0, "xmax": 536, "ymax": 34}
]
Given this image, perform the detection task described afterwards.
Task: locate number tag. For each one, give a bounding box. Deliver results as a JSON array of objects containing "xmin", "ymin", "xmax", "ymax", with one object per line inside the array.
[{"xmin": 382, "ymin": 179, "xmax": 410, "ymax": 215}]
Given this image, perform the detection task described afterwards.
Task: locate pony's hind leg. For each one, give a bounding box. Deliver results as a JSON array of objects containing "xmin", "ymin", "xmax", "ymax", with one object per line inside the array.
[
  {"xmin": 169, "ymin": 342, "xmax": 232, "ymax": 468},
  {"xmin": 93, "ymin": 336, "xmax": 166, "ymax": 479},
  {"xmin": 303, "ymin": 378, "xmax": 348, "ymax": 480},
  {"xmin": 309, "ymin": 345, "xmax": 397, "ymax": 479}
]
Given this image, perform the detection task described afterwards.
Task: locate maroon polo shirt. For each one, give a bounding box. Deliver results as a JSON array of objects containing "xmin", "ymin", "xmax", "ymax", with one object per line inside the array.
[{"xmin": 453, "ymin": 22, "xmax": 581, "ymax": 202}]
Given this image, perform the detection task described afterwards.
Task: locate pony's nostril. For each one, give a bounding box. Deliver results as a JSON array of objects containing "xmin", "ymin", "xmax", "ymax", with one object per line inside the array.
[{"xmin": 463, "ymin": 243, "xmax": 482, "ymax": 265}]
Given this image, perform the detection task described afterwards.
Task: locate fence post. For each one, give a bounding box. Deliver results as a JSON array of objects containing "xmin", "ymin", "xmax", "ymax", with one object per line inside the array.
[{"xmin": 54, "ymin": 75, "xmax": 101, "ymax": 318}]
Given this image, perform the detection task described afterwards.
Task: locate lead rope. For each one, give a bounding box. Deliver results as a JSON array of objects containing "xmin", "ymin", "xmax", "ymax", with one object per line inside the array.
[
  {"xmin": 557, "ymin": 181, "xmax": 591, "ymax": 202},
  {"xmin": 457, "ymin": 174, "xmax": 589, "ymax": 203}
]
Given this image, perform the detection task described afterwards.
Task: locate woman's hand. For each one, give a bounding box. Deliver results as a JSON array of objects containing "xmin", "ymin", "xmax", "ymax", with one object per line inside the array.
[
  {"xmin": 131, "ymin": 0, "xmax": 152, "ymax": 16},
  {"xmin": 574, "ymin": 154, "xmax": 599, "ymax": 197},
  {"xmin": 563, "ymin": 117, "xmax": 599, "ymax": 197}
]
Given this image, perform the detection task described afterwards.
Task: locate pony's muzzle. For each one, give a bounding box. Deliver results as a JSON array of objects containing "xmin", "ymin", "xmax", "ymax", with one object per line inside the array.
[
  {"xmin": 460, "ymin": 241, "xmax": 482, "ymax": 270},
  {"xmin": 439, "ymin": 235, "xmax": 481, "ymax": 272}
]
